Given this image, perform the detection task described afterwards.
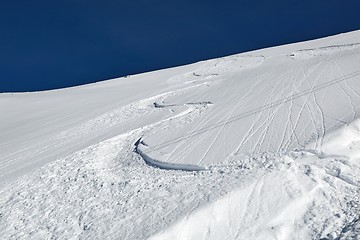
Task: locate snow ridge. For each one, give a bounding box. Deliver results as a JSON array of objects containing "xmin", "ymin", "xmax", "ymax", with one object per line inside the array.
[{"xmin": 134, "ymin": 138, "xmax": 206, "ymax": 171}]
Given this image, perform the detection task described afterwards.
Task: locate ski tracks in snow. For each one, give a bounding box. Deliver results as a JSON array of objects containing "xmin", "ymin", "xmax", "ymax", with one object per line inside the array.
[{"xmin": 1, "ymin": 37, "xmax": 360, "ymax": 239}]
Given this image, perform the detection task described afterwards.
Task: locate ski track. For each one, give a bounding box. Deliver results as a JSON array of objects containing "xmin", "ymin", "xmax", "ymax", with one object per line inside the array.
[{"xmin": 147, "ymin": 69, "xmax": 360, "ymax": 156}]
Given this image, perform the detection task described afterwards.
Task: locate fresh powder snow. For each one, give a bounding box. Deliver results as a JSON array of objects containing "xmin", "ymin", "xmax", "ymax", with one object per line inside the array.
[{"xmin": 0, "ymin": 30, "xmax": 360, "ymax": 239}]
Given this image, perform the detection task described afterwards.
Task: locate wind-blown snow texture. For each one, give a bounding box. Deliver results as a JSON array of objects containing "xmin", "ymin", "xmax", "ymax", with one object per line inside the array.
[{"xmin": 1, "ymin": 30, "xmax": 360, "ymax": 239}]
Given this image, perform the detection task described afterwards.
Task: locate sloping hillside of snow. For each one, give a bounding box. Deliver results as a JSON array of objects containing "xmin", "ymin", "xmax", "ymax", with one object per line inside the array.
[{"xmin": 0, "ymin": 30, "xmax": 360, "ymax": 239}]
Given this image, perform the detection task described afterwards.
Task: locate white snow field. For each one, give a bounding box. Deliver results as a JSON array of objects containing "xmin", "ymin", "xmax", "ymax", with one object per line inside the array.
[{"xmin": 1, "ymin": 30, "xmax": 360, "ymax": 239}]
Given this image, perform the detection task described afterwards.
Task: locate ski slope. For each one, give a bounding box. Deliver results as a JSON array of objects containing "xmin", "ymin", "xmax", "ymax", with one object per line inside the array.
[{"xmin": 0, "ymin": 30, "xmax": 360, "ymax": 239}]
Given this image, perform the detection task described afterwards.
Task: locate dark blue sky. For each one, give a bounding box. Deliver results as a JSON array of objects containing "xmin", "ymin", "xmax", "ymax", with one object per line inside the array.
[{"xmin": 1, "ymin": 0, "xmax": 360, "ymax": 92}]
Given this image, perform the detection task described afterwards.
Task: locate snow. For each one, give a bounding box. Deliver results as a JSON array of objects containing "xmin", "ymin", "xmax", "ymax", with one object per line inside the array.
[{"xmin": 0, "ymin": 30, "xmax": 360, "ymax": 239}]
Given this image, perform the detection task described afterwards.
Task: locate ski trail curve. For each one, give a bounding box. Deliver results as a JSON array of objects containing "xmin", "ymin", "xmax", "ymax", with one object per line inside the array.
[{"xmin": 134, "ymin": 138, "xmax": 206, "ymax": 171}]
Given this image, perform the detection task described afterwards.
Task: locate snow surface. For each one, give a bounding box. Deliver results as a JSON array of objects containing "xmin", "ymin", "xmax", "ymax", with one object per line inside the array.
[{"xmin": 0, "ymin": 30, "xmax": 360, "ymax": 239}]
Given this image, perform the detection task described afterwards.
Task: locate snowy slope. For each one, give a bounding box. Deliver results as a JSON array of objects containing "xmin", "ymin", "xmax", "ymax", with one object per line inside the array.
[{"xmin": 0, "ymin": 30, "xmax": 360, "ymax": 239}]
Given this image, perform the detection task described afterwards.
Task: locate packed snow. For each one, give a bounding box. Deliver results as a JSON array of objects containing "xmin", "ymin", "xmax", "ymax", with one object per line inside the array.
[{"xmin": 0, "ymin": 30, "xmax": 360, "ymax": 239}]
